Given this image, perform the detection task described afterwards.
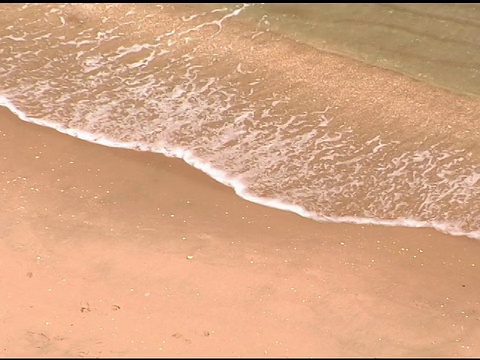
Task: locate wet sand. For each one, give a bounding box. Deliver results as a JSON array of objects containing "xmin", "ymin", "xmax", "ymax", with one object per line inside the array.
[{"xmin": 1, "ymin": 105, "xmax": 480, "ymax": 357}]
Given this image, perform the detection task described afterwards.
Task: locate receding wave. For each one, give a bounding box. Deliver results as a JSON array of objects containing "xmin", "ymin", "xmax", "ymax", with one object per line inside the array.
[{"xmin": 0, "ymin": 3, "xmax": 479, "ymax": 240}]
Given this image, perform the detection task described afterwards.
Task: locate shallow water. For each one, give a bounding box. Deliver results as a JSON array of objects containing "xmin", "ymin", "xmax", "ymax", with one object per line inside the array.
[
  {"xmin": 0, "ymin": 3, "xmax": 479, "ymax": 239},
  {"xmin": 199, "ymin": 3, "xmax": 480, "ymax": 96}
]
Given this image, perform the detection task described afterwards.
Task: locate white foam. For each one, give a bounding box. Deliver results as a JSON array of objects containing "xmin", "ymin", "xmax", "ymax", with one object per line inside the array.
[{"xmin": 3, "ymin": 35, "xmax": 27, "ymax": 42}]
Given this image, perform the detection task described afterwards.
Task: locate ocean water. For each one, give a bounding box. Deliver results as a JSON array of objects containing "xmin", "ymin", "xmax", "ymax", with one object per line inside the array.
[{"xmin": 0, "ymin": 3, "xmax": 479, "ymax": 239}]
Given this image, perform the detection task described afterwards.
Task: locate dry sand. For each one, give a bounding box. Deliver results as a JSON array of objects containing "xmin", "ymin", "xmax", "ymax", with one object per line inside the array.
[{"xmin": 1, "ymin": 105, "xmax": 480, "ymax": 357}]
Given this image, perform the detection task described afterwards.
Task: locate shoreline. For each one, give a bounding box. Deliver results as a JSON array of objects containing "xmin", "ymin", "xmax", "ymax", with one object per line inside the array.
[
  {"xmin": 1, "ymin": 105, "xmax": 480, "ymax": 357},
  {"xmin": 0, "ymin": 94, "xmax": 478, "ymax": 242},
  {"xmin": 0, "ymin": 97, "xmax": 480, "ymax": 240}
]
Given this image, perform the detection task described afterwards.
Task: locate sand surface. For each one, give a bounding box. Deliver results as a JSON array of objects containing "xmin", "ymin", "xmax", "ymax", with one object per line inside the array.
[{"xmin": 1, "ymin": 106, "xmax": 480, "ymax": 357}]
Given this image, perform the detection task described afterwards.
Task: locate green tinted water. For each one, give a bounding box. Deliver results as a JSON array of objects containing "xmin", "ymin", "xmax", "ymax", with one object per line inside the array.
[{"xmin": 199, "ymin": 3, "xmax": 480, "ymax": 97}]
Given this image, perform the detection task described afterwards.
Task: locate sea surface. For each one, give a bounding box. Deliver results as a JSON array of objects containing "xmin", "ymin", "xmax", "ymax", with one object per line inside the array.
[{"xmin": 0, "ymin": 3, "xmax": 479, "ymax": 239}]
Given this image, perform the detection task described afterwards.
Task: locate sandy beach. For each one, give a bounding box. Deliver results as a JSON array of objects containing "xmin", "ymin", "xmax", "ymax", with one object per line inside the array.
[{"xmin": 1, "ymin": 105, "xmax": 480, "ymax": 357}]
